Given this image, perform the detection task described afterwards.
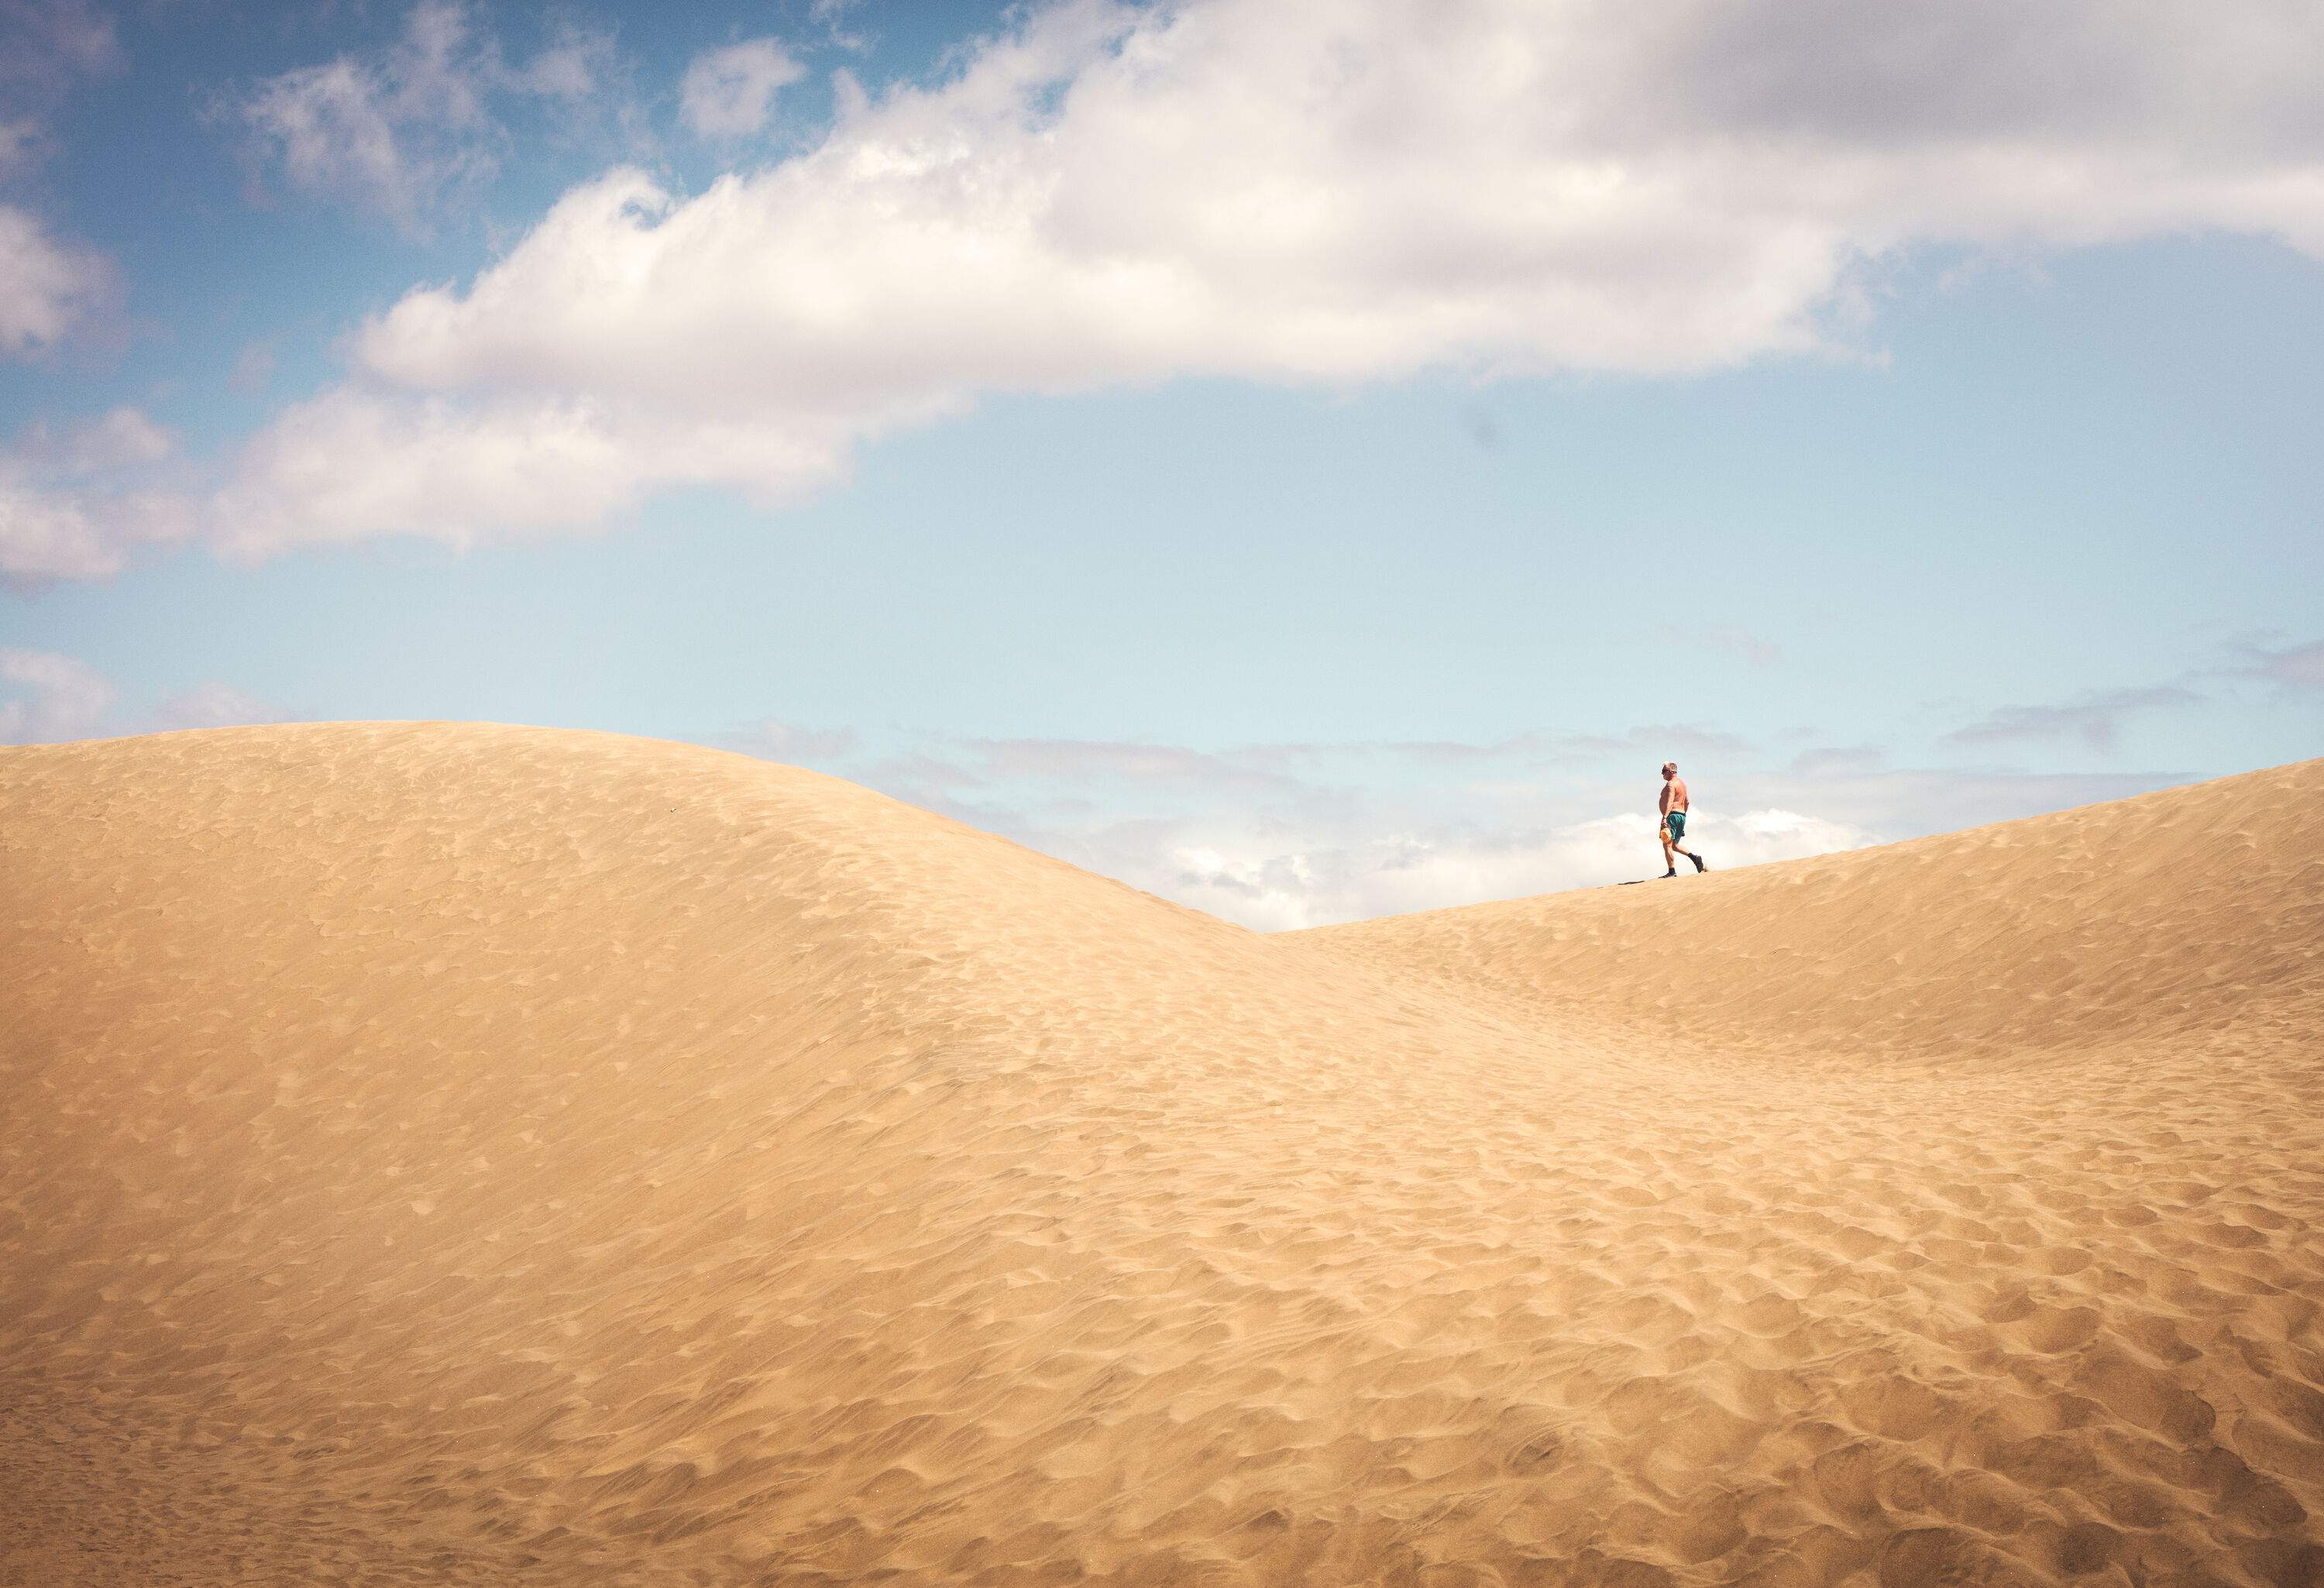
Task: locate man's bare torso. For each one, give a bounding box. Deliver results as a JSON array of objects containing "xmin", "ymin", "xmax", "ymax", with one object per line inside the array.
[{"xmin": 1660, "ymin": 775, "xmax": 1689, "ymax": 815}]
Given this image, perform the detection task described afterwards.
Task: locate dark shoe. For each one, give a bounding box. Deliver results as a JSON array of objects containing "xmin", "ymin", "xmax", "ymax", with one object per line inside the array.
[
  {"xmin": 1690, "ymin": 853, "xmax": 1707, "ymax": 873},
  {"xmin": 1661, "ymin": 868, "xmax": 1677, "ymax": 878}
]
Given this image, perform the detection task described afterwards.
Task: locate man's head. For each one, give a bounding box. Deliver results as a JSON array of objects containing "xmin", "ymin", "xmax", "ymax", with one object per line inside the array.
[{"xmin": 1662, "ymin": 761, "xmax": 1677, "ymax": 779}]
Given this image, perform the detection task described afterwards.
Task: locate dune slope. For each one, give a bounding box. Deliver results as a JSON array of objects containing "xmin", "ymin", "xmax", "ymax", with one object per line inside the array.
[
  {"xmin": 2, "ymin": 725, "xmax": 2319, "ymax": 1587},
  {"xmin": 1303, "ymin": 760, "xmax": 2324, "ymax": 1066}
]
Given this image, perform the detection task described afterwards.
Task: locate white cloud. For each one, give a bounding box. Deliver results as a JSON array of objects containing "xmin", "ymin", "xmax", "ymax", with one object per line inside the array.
[
  {"xmin": 239, "ymin": 1, "xmax": 497, "ymax": 229},
  {"xmin": 10, "ymin": 404, "xmax": 172, "ymax": 473},
  {"xmin": 718, "ymin": 717, "xmax": 1882, "ymax": 928},
  {"xmin": 0, "ymin": 0, "xmax": 122, "ymax": 184},
  {"xmin": 0, "ymin": 0, "xmax": 118, "ymax": 88},
  {"xmin": 0, "ymin": 118, "xmax": 36, "ymax": 174},
  {"xmin": 229, "ymin": 339, "xmax": 276, "ymax": 394},
  {"xmin": 0, "ymin": 649, "xmax": 288, "ymax": 744},
  {"xmin": 680, "ymin": 38, "xmax": 806, "ymax": 140},
  {"xmin": 0, "ymin": 482, "xmax": 129, "ymax": 582},
  {"xmin": 0, "ymin": 2, "xmax": 129, "ymax": 358},
  {"xmin": 235, "ymin": 2, "xmax": 628, "ymax": 231},
  {"xmin": 183, "ymin": 0, "xmax": 2324, "ymax": 561},
  {"xmin": 0, "ymin": 647, "xmax": 115, "ymax": 744},
  {"xmin": 0, "ymin": 201, "xmax": 115, "ymax": 358},
  {"xmin": 706, "ymin": 706, "xmax": 2245, "ymax": 927},
  {"xmin": 810, "ymin": 0, "xmax": 873, "ymax": 54},
  {"xmin": 1148, "ymin": 807, "xmax": 1877, "ymax": 929},
  {"xmin": 0, "ymin": 407, "xmax": 191, "ymax": 585},
  {"xmin": 208, "ymin": 383, "xmax": 853, "ymax": 556},
  {"xmin": 508, "ymin": 23, "xmax": 610, "ymax": 102}
]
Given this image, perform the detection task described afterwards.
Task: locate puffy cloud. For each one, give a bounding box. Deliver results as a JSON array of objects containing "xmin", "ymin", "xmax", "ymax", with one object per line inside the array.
[
  {"xmin": 192, "ymin": 0, "xmax": 2324, "ymax": 561},
  {"xmin": 0, "ymin": 201, "xmax": 115, "ymax": 358},
  {"xmin": 367, "ymin": 0, "xmax": 2324, "ymax": 395},
  {"xmin": 507, "ymin": 22, "xmax": 614, "ymax": 102},
  {"xmin": 0, "ymin": 485, "xmax": 186, "ymax": 586},
  {"xmin": 0, "ymin": 408, "xmax": 191, "ymax": 586},
  {"xmin": 0, "ymin": 650, "xmax": 290, "ymax": 744},
  {"xmin": 680, "ymin": 39, "xmax": 806, "ymax": 140},
  {"xmin": 208, "ymin": 383, "xmax": 853, "ymax": 556},
  {"xmin": 239, "ymin": 1, "xmax": 495, "ymax": 229},
  {"xmin": 0, "ymin": 117, "xmax": 36, "ymax": 174},
  {"xmin": 810, "ymin": 0, "xmax": 872, "ymax": 54},
  {"xmin": 1150, "ymin": 807, "xmax": 1878, "ymax": 930},
  {"xmin": 0, "ymin": 1, "xmax": 127, "ymax": 359},
  {"xmin": 0, "ymin": 647, "xmax": 115, "ymax": 744},
  {"xmin": 9, "ymin": 404, "xmax": 171, "ymax": 473},
  {"xmin": 235, "ymin": 2, "xmax": 627, "ymax": 230},
  {"xmin": 1, "ymin": 0, "xmax": 122, "ymax": 159},
  {"xmin": 0, "ymin": 0, "xmax": 119, "ymax": 91},
  {"xmin": 0, "ymin": 482, "xmax": 125, "ymax": 582}
]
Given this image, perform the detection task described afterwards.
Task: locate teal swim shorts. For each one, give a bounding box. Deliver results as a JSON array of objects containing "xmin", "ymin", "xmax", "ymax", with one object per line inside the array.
[{"xmin": 1665, "ymin": 810, "xmax": 1686, "ymax": 840}]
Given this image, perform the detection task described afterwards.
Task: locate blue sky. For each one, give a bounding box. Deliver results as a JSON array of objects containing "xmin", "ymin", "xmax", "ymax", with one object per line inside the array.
[{"xmin": 2, "ymin": 0, "xmax": 2319, "ymax": 925}]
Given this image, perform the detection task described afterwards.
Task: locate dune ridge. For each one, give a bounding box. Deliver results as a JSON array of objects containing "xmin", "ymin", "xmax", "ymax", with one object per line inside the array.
[
  {"xmin": 1302, "ymin": 760, "xmax": 2324, "ymax": 1067},
  {"xmin": 2, "ymin": 724, "xmax": 2319, "ymax": 1586}
]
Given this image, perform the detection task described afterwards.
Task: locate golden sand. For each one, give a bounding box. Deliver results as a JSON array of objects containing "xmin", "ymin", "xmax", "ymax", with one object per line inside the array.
[{"xmin": 2, "ymin": 724, "xmax": 2319, "ymax": 1586}]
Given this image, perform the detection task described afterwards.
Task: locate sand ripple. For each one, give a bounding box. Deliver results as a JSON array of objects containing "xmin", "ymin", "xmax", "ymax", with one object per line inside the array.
[{"xmin": 2, "ymin": 726, "xmax": 2319, "ymax": 1585}]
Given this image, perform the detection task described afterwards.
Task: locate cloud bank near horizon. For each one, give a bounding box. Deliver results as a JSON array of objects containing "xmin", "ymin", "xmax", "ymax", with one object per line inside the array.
[
  {"xmin": 11, "ymin": 613, "xmax": 2312, "ymax": 926},
  {"xmin": 0, "ymin": 645, "xmax": 294, "ymax": 744},
  {"xmin": 9, "ymin": 637, "xmax": 2243, "ymax": 930},
  {"xmin": 709, "ymin": 717, "xmax": 2205, "ymax": 930},
  {"xmin": 12, "ymin": 0, "xmax": 2324, "ymax": 582}
]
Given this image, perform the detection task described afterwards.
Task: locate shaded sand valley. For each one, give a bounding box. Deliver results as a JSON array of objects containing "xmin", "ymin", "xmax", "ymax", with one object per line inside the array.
[{"xmin": 3, "ymin": 725, "xmax": 2320, "ymax": 1586}]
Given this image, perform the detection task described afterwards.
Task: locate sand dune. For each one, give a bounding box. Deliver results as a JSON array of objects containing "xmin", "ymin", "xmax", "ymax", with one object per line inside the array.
[
  {"xmin": 2, "ymin": 724, "xmax": 2319, "ymax": 1586},
  {"xmin": 1305, "ymin": 761, "xmax": 2324, "ymax": 1067}
]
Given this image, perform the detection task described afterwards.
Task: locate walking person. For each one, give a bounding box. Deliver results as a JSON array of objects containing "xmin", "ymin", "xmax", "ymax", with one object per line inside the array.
[{"xmin": 1659, "ymin": 761, "xmax": 1707, "ymax": 877}]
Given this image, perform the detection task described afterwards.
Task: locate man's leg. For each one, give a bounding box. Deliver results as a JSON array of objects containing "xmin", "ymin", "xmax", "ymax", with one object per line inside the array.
[{"xmin": 1667, "ymin": 816, "xmax": 1704, "ymax": 873}]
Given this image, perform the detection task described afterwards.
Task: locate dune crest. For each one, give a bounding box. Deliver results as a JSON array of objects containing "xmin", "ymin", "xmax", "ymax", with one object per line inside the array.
[
  {"xmin": 1304, "ymin": 759, "xmax": 2324, "ymax": 1066},
  {"xmin": 3, "ymin": 724, "xmax": 2319, "ymax": 1586}
]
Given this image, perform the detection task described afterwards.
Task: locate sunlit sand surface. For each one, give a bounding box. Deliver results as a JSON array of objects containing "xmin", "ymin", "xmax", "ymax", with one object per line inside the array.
[{"xmin": 3, "ymin": 724, "xmax": 2319, "ymax": 1586}]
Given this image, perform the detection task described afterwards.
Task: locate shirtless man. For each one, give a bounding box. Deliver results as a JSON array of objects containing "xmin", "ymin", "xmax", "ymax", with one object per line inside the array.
[{"xmin": 1658, "ymin": 761, "xmax": 1707, "ymax": 877}]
